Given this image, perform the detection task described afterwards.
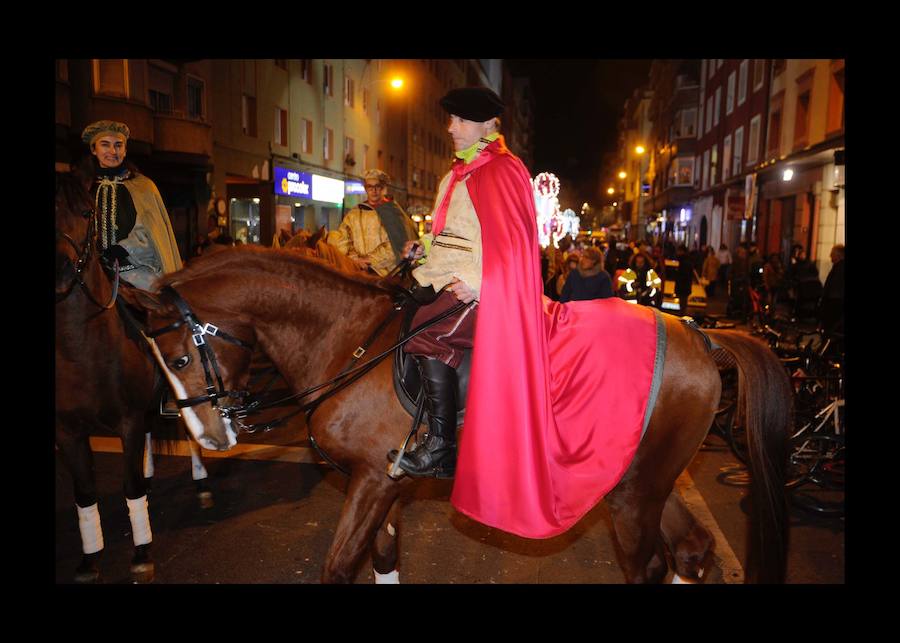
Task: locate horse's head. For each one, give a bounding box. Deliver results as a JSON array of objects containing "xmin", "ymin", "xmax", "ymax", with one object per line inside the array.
[
  {"xmin": 55, "ymin": 171, "xmax": 96, "ymax": 298},
  {"xmin": 121, "ymin": 284, "xmax": 255, "ymax": 452}
]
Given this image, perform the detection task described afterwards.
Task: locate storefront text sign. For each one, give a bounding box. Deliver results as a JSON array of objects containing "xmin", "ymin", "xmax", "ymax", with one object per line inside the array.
[{"xmin": 274, "ymin": 166, "xmax": 312, "ymax": 198}]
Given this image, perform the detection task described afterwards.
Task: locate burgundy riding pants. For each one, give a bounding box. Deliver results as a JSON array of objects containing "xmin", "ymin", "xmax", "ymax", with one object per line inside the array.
[{"xmin": 403, "ymin": 291, "xmax": 478, "ymax": 369}]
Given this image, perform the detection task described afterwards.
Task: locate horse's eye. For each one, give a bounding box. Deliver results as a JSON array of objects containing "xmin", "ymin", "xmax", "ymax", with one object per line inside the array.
[
  {"xmin": 81, "ymin": 209, "xmax": 93, "ymax": 219},
  {"xmin": 171, "ymin": 355, "xmax": 191, "ymax": 370}
]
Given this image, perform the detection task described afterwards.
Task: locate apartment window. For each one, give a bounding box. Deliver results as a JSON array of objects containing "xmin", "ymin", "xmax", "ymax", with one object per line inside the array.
[
  {"xmin": 274, "ymin": 107, "xmax": 287, "ymax": 147},
  {"xmin": 773, "ymin": 59, "xmax": 786, "ymax": 76},
  {"xmin": 300, "ymin": 59, "xmax": 312, "ymax": 83},
  {"xmin": 242, "ymin": 95, "xmax": 257, "ymax": 137},
  {"xmin": 747, "ymin": 114, "xmax": 761, "ymax": 165},
  {"xmin": 733, "ymin": 126, "xmax": 744, "ymax": 176},
  {"xmin": 344, "ymin": 136, "xmax": 354, "ymax": 164},
  {"xmin": 714, "ymin": 86, "xmax": 722, "ymax": 126},
  {"xmin": 274, "ymin": 59, "xmax": 288, "ymax": 70},
  {"xmin": 675, "ymin": 157, "xmax": 694, "ymax": 186},
  {"xmin": 148, "ymin": 62, "xmax": 175, "ymax": 113},
  {"xmin": 694, "ymin": 156, "xmax": 701, "ymax": 186},
  {"xmin": 705, "ymin": 95, "xmax": 713, "ymax": 133},
  {"xmin": 344, "ymin": 76, "xmax": 355, "ymax": 107},
  {"xmin": 753, "ymin": 59, "xmax": 765, "ymax": 92},
  {"xmin": 95, "ymin": 59, "xmax": 128, "ymax": 97},
  {"xmin": 676, "ymin": 108, "xmax": 697, "ymax": 138},
  {"xmin": 362, "ymin": 88, "xmax": 369, "ymax": 114},
  {"xmin": 710, "ymin": 144, "xmax": 718, "ymax": 185},
  {"xmin": 187, "ymin": 76, "xmax": 205, "ymax": 120},
  {"xmin": 708, "ymin": 59, "xmax": 716, "ymax": 80},
  {"xmin": 324, "ymin": 127, "xmax": 334, "ymax": 161},
  {"xmin": 826, "ymin": 63, "xmax": 845, "ymax": 135},
  {"xmin": 724, "ymin": 73, "xmax": 735, "ymax": 117},
  {"xmin": 412, "ymin": 168, "xmax": 420, "ymax": 189},
  {"xmin": 698, "ymin": 101, "xmax": 704, "ymax": 139},
  {"xmin": 363, "ymin": 144, "xmax": 369, "ymax": 172},
  {"xmin": 323, "ymin": 63, "xmax": 334, "ymax": 97},
  {"xmin": 723, "ymin": 134, "xmax": 732, "ymax": 181},
  {"xmin": 377, "ymin": 149, "xmax": 384, "ymax": 171},
  {"xmin": 794, "ymin": 90, "xmax": 811, "ymax": 148},
  {"xmin": 717, "ymin": 59, "xmax": 724, "ymax": 70},
  {"xmin": 376, "ymin": 99, "xmax": 382, "ymax": 125},
  {"xmin": 300, "ymin": 118, "xmax": 313, "ymax": 154},
  {"xmin": 738, "ymin": 59, "xmax": 748, "ymax": 106},
  {"xmin": 702, "ymin": 149, "xmax": 710, "ymax": 190}
]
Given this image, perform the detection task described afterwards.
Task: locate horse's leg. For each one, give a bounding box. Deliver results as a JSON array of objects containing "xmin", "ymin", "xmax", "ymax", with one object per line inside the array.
[
  {"xmin": 56, "ymin": 421, "xmax": 104, "ymax": 583},
  {"xmin": 322, "ymin": 470, "xmax": 400, "ymax": 584},
  {"xmin": 186, "ymin": 432, "xmax": 214, "ymax": 509},
  {"xmin": 121, "ymin": 420, "xmax": 154, "ymax": 583},
  {"xmin": 660, "ymin": 492, "xmax": 714, "ymax": 583},
  {"xmin": 371, "ymin": 498, "xmax": 402, "ymax": 584},
  {"xmin": 605, "ymin": 487, "xmax": 670, "ymax": 584}
]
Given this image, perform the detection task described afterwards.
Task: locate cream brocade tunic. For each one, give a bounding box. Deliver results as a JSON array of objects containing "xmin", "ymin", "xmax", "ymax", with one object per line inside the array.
[
  {"xmin": 333, "ymin": 205, "xmax": 400, "ymax": 277},
  {"xmin": 413, "ymin": 172, "xmax": 483, "ymax": 298}
]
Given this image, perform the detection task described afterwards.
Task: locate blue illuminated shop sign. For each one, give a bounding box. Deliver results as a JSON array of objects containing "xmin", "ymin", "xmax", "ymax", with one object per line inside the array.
[{"xmin": 274, "ymin": 166, "xmax": 312, "ymax": 198}]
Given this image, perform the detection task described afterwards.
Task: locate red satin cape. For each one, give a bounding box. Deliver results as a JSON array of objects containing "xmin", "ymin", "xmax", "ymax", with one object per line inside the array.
[{"xmin": 449, "ymin": 138, "xmax": 658, "ymax": 539}]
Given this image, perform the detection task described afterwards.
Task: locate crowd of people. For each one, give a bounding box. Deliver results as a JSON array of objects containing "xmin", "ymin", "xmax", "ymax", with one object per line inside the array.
[{"xmin": 540, "ymin": 234, "xmax": 844, "ymax": 332}]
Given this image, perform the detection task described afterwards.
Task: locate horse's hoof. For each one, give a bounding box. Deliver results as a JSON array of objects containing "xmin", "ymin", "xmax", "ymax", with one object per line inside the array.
[
  {"xmin": 195, "ymin": 481, "xmax": 214, "ymax": 509},
  {"xmin": 74, "ymin": 552, "xmax": 101, "ymax": 584},
  {"xmin": 198, "ymin": 490, "xmax": 214, "ymax": 509},
  {"xmin": 130, "ymin": 562, "xmax": 155, "ymax": 584}
]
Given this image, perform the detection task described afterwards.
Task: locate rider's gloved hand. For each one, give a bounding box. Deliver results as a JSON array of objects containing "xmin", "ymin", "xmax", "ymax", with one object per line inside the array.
[{"xmin": 102, "ymin": 244, "xmax": 131, "ymax": 267}]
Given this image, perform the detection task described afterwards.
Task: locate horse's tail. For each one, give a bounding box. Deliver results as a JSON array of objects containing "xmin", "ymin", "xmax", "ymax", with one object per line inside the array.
[{"xmin": 707, "ymin": 330, "xmax": 792, "ymax": 583}]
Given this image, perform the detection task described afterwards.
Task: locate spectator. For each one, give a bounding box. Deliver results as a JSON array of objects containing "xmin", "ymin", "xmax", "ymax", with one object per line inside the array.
[
  {"xmin": 702, "ymin": 246, "xmax": 721, "ymax": 298},
  {"xmin": 674, "ymin": 245, "xmax": 694, "ymax": 316},
  {"xmin": 560, "ymin": 247, "xmax": 614, "ymax": 302},
  {"xmin": 786, "ymin": 245, "xmax": 822, "ymax": 321},
  {"xmin": 716, "ymin": 243, "xmax": 732, "ymax": 292},
  {"xmin": 819, "ymin": 244, "xmax": 845, "ymax": 334},
  {"xmin": 555, "ymin": 252, "xmax": 581, "ymax": 300},
  {"xmin": 762, "ymin": 253, "xmax": 785, "ymax": 308}
]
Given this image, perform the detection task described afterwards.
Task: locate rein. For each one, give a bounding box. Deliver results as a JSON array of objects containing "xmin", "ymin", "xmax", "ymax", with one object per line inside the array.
[{"xmin": 147, "ymin": 259, "xmax": 471, "ymax": 437}]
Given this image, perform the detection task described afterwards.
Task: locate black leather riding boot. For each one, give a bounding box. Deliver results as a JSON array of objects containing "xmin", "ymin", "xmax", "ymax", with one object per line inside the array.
[{"xmin": 396, "ymin": 357, "xmax": 458, "ymax": 478}]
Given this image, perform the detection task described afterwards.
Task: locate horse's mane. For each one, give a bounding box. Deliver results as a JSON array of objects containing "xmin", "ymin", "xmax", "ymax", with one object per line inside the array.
[
  {"xmin": 56, "ymin": 171, "xmax": 93, "ymax": 215},
  {"xmin": 160, "ymin": 245, "xmax": 393, "ymax": 295}
]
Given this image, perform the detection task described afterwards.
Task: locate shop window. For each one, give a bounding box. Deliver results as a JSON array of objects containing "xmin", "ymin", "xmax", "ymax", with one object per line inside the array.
[{"xmin": 230, "ymin": 198, "xmax": 261, "ymax": 245}]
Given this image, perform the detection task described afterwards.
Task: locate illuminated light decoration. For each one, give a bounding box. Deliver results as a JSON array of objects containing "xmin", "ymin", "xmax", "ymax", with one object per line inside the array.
[
  {"xmin": 783, "ymin": 169, "xmax": 794, "ymax": 181},
  {"xmin": 533, "ymin": 172, "xmax": 566, "ymax": 249}
]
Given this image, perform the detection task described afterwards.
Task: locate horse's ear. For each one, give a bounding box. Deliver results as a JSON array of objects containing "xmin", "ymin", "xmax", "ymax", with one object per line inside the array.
[{"xmin": 119, "ymin": 286, "xmax": 166, "ymax": 313}]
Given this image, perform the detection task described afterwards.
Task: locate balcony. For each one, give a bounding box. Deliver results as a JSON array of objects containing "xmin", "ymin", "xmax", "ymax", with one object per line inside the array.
[{"xmin": 153, "ymin": 112, "xmax": 213, "ymax": 158}]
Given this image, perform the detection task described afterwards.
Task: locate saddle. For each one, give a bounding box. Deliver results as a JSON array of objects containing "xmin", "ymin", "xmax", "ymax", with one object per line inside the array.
[{"xmin": 392, "ymin": 295, "xmax": 470, "ymax": 428}]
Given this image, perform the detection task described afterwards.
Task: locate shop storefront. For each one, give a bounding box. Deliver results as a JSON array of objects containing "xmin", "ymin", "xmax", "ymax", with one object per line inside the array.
[{"xmin": 273, "ymin": 163, "xmax": 346, "ymax": 236}]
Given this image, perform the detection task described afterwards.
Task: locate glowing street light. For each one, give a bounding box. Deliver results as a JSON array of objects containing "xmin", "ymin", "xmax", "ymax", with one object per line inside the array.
[
  {"xmin": 607, "ymin": 187, "xmax": 615, "ymax": 195},
  {"xmin": 635, "ymin": 145, "xmax": 646, "ymax": 155},
  {"xmin": 618, "ymin": 171, "xmax": 627, "ymax": 179},
  {"xmin": 390, "ymin": 77, "xmax": 404, "ymax": 90}
]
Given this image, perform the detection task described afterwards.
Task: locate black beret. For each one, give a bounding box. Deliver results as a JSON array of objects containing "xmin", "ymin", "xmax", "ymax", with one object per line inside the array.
[{"xmin": 439, "ymin": 86, "xmax": 505, "ymax": 122}]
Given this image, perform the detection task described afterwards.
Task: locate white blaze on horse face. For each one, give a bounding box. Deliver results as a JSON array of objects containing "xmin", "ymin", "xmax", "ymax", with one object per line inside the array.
[{"xmin": 145, "ymin": 336, "xmax": 236, "ymax": 451}]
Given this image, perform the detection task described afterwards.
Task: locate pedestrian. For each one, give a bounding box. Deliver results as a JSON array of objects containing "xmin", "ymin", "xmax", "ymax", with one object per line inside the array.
[
  {"xmin": 332, "ymin": 169, "xmax": 418, "ymax": 276},
  {"xmin": 559, "ymin": 246, "xmax": 613, "ymax": 302},
  {"xmin": 716, "ymin": 243, "xmax": 732, "ymax": 293},
  {"xmin": 75, "ymin": 120, "xmax": 182, "ymax": 290},
  {"xmin": 786, "ymin": 245, "xmax": 822, "ymax": 321},
  {"xmin": 728, "ymin": 244, "xmax": 751, "ymax": 320},
  {"xmin": 702, "ymin": 246, "xmax": 721, "ymax": 298},
  {"xmin": 819, "ymin": 244, "xmax": 845, "ymax": 334},
  {"xmin": 674, "ymin": 245, "xmax": 694, "ymax": 316},
  {"xmin": 555, "ymin": 251, "xmax": 580, "ymax": 299},
  {"xmin": 762, "ymin": 252, "xmax": 785, "ymax": 308}
]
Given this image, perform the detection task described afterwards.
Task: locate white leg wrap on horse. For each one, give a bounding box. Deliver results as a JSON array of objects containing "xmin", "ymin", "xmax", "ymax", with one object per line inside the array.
[
  {"xmin": 374, "ymin": 569, "xmax": 400, "ymax": 584},
  {"xmin": 143, "ymin": 433, "xmax": 155, "ymax": 478},
  {"xmin": 77, "ymin": 503, "xmax": 104, "ymax": 554},
  {"xmin": 189, "ymin": 441, "xmax": 208, "ymax": 481},
  {"xmin": 126, "ymin": 496, "xmax": 153, "ymax": 546},
  {"xmin": 671, "ymin": 573, "xmax": 697, "ymax": 584}
]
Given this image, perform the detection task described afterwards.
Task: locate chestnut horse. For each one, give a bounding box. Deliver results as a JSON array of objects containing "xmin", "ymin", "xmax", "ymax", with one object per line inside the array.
[
  {"xmin": 55, "ymin": 171, "xmax": 215, "ymax": 583},
  {"xmin": 129, "ymin": 246, "xmax": 792, "ymax": 584}
]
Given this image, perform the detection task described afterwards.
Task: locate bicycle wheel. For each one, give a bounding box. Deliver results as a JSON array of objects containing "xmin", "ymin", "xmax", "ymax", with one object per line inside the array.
[{"xmin": 785, "ymin": 433, "xmax": 844, "ymax": 489}]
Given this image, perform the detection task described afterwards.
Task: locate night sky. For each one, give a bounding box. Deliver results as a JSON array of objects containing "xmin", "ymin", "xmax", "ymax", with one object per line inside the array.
[{"xmin": 508, "ymin": 59, "xmax": 653, "ymax": 210}]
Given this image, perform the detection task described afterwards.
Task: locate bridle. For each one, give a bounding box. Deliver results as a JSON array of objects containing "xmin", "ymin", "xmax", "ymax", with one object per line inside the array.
[
  {"xmin": 145, "ymin": 285, "xmax": 255, "ymax": 412},
  {"xmin": 55, "ymin": 206, "xmax": 120, "ymax": 310}
]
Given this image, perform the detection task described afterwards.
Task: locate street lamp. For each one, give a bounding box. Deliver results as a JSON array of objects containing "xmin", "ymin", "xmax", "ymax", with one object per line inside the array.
[{"xmin": 618, "ymin": 170, "xmax": 627, "ymax": 180}]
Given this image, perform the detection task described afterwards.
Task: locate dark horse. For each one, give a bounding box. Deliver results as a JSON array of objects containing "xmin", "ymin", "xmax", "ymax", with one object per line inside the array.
[
  {"xmin": 55, "ymin": 170, "xmax": 216, "ymax": 583},
  {"xmin": 129, "ymin": 246, "xmax": 792, "ymax": 584}
]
